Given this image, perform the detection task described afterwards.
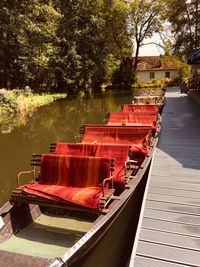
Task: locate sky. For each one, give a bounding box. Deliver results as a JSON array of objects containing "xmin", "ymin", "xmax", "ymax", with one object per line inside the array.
[{"xmin": 138, "ymin": 34, "xmax": 165, "ymax": 56}]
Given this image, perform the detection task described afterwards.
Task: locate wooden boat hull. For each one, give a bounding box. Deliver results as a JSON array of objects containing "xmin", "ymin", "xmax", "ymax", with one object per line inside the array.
[
  {"xmin": 0, "ymin": 139, "xmax": 157, "ymax": 267},
  {"xmin": 69, "ymin": 165, "xmax": 150, "ymax": 267}
]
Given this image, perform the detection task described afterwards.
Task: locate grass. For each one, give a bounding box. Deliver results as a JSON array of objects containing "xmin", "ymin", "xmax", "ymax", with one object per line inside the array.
[
  {"xmin": 16, "ymin": 93, "xmax": 67, "ymax": 113},
  {"xmin": 0, "ymin": 90, "xmax": 67, "ymax": 127}
]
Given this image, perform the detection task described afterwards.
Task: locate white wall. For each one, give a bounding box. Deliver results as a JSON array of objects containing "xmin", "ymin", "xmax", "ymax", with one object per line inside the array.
[{"xmin": 136, "ymin": 70, "xmax": 178, "ymax": 82}]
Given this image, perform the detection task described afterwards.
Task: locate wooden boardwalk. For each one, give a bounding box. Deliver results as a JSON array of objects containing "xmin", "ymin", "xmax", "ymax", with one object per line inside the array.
[{"xmin": 128, "ymin": 87, "xmax": 200, "ymax": 267}]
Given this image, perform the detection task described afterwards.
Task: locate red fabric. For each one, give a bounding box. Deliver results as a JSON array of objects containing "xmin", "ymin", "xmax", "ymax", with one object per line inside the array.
[
  {"xmin": 24, "ymin": 185, "xmax": 102, "ymax": 209},
  {"xmin": 23, "ymin": 154, "xmax": 112, "ymax": 209},
  {"xmin": 82, "ymin": 125, "xmax": 151, "ymax": 146},
  {"xmin": 122, "ymin": 104, "xmax": 159, "ymax": 113},
  {"xmin": 130, "ymin": 145, "xmax": 148, "ymax": 166},
  {"xmin": 39, "ymin": 154, "xmax": 110, "ymax": 187},
  {"xmin": 107, "ymin": 112, "xmax": 157, "ymax": 127},
  {"xmin": 55, "ymin": 143, "xmax": 130, "ymax": 194}
]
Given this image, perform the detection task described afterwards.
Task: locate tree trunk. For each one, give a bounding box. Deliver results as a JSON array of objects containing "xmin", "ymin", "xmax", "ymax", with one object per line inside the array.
[
  {"xmin": 194, "ymin": 0, "xmax": 199, "ymax": 50},
  {"xmin": 133, "ymin": 41, "xmax": 140, "ymax": 82}
]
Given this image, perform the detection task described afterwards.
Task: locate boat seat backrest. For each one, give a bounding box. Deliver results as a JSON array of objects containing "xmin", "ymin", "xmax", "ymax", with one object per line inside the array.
[
  {"xmin": 122, "ymin": 104, "xmax": 159, "ymax": 113},
  {"xmin": 107, "ymin": 112, "xmax": 158, "ymax": 125},
  {"xmin": 40, "ymin": 154, "xmax": 112, "ymax": 188},
  {"xmin": 54, "ymin": 143, "xmax": 128, "ymax": 172},
  {"xmin": 81, "ymin": 126, "xmax": 152, "ymax": 146}
]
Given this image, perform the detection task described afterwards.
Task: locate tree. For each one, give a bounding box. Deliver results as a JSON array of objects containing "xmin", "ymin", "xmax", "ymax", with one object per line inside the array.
[
  {"xmin": 55, "ymin": 0, "xmax": 133, "ymax": 92},
  {"xmin": 102, "ymin": 0, "xmax": 134, "ymax": 86},
  {"xmin": 160, "ymin": 54, "xmax": 191, "ymax": 83},
  {"xmin": 166, "ymin": 0, "xmax": 200, "ymax": 56},
  {"xmin": 0, "ymin": 0, "xmax": 61, "ymax": 90},
  {"xmin": 130, "ymin": 0, "xmax": 165, "ymax": 74},
  {"xmin": 55, "ymin": 0, "xmax": 106, "ymax": 92}
]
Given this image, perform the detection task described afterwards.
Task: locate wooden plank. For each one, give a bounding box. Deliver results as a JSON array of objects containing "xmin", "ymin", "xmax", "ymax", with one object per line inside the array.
[
  {"xmin": 134, "ymin": 256, "xmax": 187, "ymax": 267},
  {"xmin": 158, "ymin": 143, "xmax": 200, "ymax": 148},
  {"xmin": 139, "ymin": 228, "xmax": 200, "ymax": 251},
  {"xmin": 150, "ymin": 175, "xmax": 200, "ymax": 184},
  {"xmin": 148, "ymin": 187, "xmax": 200, "ymax": 199},
  {"xmin": 157, "ymin": 141, "xmax": 200, "ymax": 147},
  {"xmin": 151, "ymin": 168, "xmax": 200, "ymax": 178},
  {"xmin": 155, "ymin": 151, "xmax": 200, "ymax": 158},
  {"xmin": 158, "ymin": 138, "xmax": 200, "ymax": 143},
  {"xmin": 130, "ymin": 88, "xmax": 200, "ymax": 267},
  {"xmin": 154, "ymin": 156, "xmax": 199, "ymax": 162},
  {"xmin": 145, "ymin": 200, "xmax": 200, "ymax": 216},
  {"xmin": 152, "ymin": 165, "xmax": 200, "ymax": 174},
  {"xmin": 153, "ymin": 154, "xmax": 199, "ymax": 163},
  {"xmin": 142, "ymin": 217, "xmax": 200, "ymax": 238},
  {"xmin": 144, "ymin": 208, "xmax": 200, "ymax": 226},
  {"xmin": 136, "ymin": 241, "xmax": 200, "ymax": 267},
  {"xmin": 154, "ymin": 148, "xmax": 200, "ymax": 157},
  {"xmin": 149, "ymin": 180, "xmax": 200, "ymax": 191},
  {"xmin": 147, "ymin": 193, "xmax": 200, "ymax": 207},
  {"xmin": 152, "ymin": 160, "xmax": 200, "ymax": 169}
]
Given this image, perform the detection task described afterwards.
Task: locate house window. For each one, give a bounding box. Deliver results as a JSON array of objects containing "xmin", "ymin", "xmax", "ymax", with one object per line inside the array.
[
  {"xmin": 165, "ymin": 71, "xmax": 170, "ymax": 78},
  {"xmin": 150, "ymin": 72, "xmax": 155, "ymax": 79}
]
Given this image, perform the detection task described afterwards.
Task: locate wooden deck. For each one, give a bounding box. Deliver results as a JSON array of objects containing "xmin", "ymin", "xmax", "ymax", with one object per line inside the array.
[{"xmin": 128, "ymin": 87, "xmax": 200, "ymax": 267}]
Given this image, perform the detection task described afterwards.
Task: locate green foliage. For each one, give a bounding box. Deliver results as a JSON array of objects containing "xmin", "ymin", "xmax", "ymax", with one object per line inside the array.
[
  {"xmin": 136, "ymin": 78, "xmax": 174, "ymax": 88},
  {"xmin": 1, "ymin": 0, "xmax": 176, "ymax": 92},
  {"xmin": 103, "ymin": 0, "xmax": 132, "ymax": 59},
  {"xmin": 160, "ymin": 54, "xmax": 191, "ymax": 83},
  {"xmin": 130, "ymin": 0, "xmax": 166, "ymax": 73},
  {"xmin": 112, "ymin": 57, "xmax": 134, "ymax": 87},
  {"xmin": 0, "ymin": 90, "xmax": 66, "ymax": 129},
  {"xmin": 166, "ymin": 0, "xmax": 200, "ymax": 55},
  {"xmin": 0, "ymin": 0, "xmax": 134, "ymax": 92},
  {"xmin": 54, "ymin": 0, "xmax": 133, "ymax": 92},
  {"xmin": 0, "ymin": 1, "xmax": 62, "ymax": 90}
]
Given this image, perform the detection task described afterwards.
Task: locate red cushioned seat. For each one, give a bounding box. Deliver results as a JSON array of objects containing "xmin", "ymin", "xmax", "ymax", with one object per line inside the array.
[
  {"xmin": 107, "ymin": 112, "xmax": 157, "ymax": 128},
  {"xmin": 122, "ymin": 104, "xmax": 159, "ymax": 113},
  {"xmin": 54, "ymin": 143, "xmax": 130, "ymax": 194},
  {"xmin": 82, "ymin": 125, "xmax": 151, "ymax": 146},
  {"xmin": 106, "ymin": 112, "xmax": 157, "ymax": 135},
  {"xmin": 23, "ymin": 154, "xmax": 113, "ymax": 209},
  {"xmin": 24, "ymin": 184, "xmax": 103, "ymax": 209}
]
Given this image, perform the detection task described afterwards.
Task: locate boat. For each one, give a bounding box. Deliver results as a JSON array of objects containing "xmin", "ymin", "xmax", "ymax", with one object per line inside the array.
[
  {"xmin": 132, "ymin": 90, "xmax": 165, "ymax": 113},
  {"xmin": 0, "ymin": 95, "xmax": 164, "ymax": 267}
]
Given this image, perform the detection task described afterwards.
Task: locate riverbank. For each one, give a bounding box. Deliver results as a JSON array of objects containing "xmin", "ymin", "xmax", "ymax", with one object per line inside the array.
[{"xmin": 0, "ymin": 89, "xmax": 66, "ymax": 130}]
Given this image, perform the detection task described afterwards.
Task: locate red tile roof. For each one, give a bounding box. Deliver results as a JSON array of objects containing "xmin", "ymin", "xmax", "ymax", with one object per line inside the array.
[{"xmin": 136, "ymin": 56, "xmax": 178, "ymax": 71}]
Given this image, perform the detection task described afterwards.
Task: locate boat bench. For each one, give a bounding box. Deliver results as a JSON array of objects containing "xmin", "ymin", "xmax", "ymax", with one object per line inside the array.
[
  {"xmin": 105, "ymin": 112, "xmax": 159, "ymax": 134},
  {"xmin": 121, "ymin": 104, "xmax": 159, "ymax": 113},
  {"xmin": 49, "ymin": 143, "xmax": 140, "ymax": 194},
  {"xmin": 11, "ymin": 154, "xmax": 116, "ymax": 213},
  {"xmin": 78, "ymin": 124, "xmax": 153, "ymax": 145}
]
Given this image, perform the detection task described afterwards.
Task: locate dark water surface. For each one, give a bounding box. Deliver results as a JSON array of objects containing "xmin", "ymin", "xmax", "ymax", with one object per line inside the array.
[{"xmin": 0, "ymin": 90, "xmax": 136, "ymax": 206}]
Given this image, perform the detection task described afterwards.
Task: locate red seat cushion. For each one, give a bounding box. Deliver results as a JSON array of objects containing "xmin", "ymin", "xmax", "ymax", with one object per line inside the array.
[
  {"xmin": 23, "ymin": 154, "xmax": 112, "ymax": 209},
  {"xmin": 24, "ymin": 184, "xmax": 102, "ymax": 209}
]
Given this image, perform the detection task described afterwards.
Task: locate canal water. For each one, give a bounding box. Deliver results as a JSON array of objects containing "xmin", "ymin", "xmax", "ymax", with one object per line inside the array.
[{"xmin": 0, "ymin": 90, "xmax": 138, "ymax": 206}]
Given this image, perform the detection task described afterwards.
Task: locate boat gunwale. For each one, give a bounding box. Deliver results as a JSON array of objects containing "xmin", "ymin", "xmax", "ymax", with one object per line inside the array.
[{"xmin": 51, "ymin": 137, "xmax": 158, "ymax": 267}]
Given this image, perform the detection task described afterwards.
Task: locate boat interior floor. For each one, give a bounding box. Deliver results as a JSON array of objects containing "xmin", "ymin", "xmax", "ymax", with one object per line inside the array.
[{"xmin": 0, "ymin": 211, "xmax": 95, "ymax": 259}]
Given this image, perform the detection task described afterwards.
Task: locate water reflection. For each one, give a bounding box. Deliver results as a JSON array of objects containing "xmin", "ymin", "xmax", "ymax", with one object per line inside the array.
[{"xmin": 0, "ymin": 90, "xmax": 135, "ymax": 206}]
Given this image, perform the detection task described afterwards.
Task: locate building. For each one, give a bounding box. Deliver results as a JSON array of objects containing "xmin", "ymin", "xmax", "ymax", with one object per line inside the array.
[{"xmin": 136, "ymin": 56, "xmax": 178, "ymax": 83}]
